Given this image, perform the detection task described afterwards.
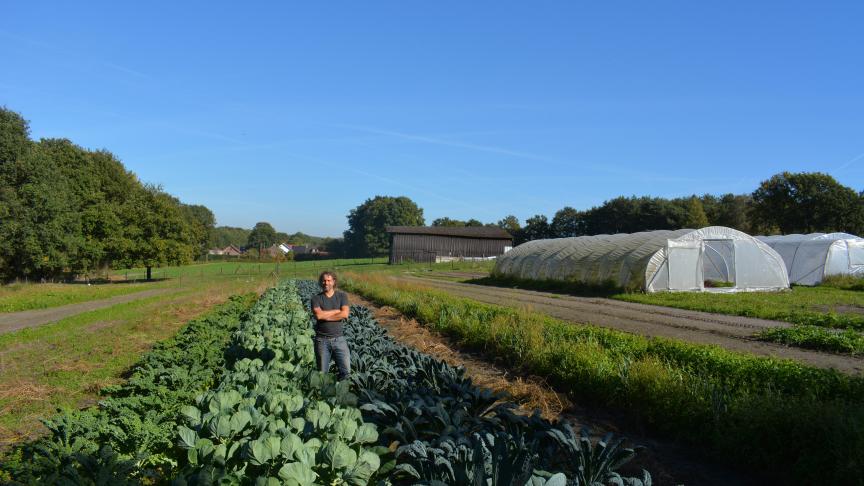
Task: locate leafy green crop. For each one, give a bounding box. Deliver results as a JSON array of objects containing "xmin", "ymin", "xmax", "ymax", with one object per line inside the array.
[
  {"xmin": 293, "ymin": 279, "xmax": 652, "ymax": 485},
  {"xmin": 1, "ymin": 293, "xmax": 256, "ymax": 484}
]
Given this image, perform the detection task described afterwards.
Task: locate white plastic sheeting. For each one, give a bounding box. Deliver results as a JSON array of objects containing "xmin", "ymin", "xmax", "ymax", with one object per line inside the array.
[
  {"xmin": 494, "ymin": 226, "xmax": 789, "ymax": 292},
  {"xmin": 755, "ymin": 233, "xmax": 864, "ymax": 285}
]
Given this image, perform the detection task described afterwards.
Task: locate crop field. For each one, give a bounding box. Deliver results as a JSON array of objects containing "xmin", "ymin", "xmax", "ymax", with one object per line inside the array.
[
  {"xmin": 340, "ymin": 272, "xmax": 864, "ymax": 484},
  {"xmin": 1, "ymin": 280, "xmax": 651, "ymax": 485},
  {"xmin": 3, "ymin": 263, "xmax": 862, "ymax": 484}
]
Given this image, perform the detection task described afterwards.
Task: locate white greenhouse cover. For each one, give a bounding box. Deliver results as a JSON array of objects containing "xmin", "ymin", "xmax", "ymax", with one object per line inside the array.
[
  {"xmin": 494, "ymin": 226, "xmax": 790, "ymax": 293},
  {"xmin": 755, "ymin": 233, "xmax": 864, "ymax": 285}
]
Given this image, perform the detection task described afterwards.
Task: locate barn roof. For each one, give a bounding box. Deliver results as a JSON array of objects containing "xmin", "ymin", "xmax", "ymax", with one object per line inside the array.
[{"xmin": 386, "ymin": 226, "xmax": 513, "ymax": 240}]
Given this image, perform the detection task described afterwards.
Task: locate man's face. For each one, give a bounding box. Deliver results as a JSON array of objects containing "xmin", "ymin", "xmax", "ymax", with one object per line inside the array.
[{"xmin": 322, "ymin": 275, "xmax": 335, "ymax": 292}]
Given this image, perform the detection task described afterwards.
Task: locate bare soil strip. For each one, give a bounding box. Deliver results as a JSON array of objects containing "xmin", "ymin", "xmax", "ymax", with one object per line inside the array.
[
  {"xmin": 395, "ymin": 275, "xmax": 864, "ymax": 374},
  {"xmin": 0, "ymin": 288, "xmax": 176, "ymax": 335},
  {"xmin": 346, "ymin": 292, "xmax": 757, "ymax": 486}
]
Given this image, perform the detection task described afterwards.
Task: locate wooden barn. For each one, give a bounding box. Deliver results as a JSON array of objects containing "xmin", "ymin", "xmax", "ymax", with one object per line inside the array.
[{"xmin": 386, "ymin": 226, "xmax": 513, "ymax": 264}]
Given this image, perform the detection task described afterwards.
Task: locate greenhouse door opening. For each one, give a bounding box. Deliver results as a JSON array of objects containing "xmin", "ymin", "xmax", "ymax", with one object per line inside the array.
[
  {"xmin": 667, "ymin": 240, "xmax": 703, "ymax": 291},
  {"xmin": 703, "ymin": 239, "xmax": 736, "ymax": 289}
]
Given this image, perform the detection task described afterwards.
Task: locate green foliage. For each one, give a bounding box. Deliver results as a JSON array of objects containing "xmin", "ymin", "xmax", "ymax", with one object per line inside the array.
[
  {"xmin": 759, "ymin": 325, "xmax": 864, "ymax": 355},
  {"xmin": 175, "ymin": 281, "xmax": 382, "ymax": 485},
  {"xmin": 209, "ymin": 226, "xmax": 252, "ymax": 249},
  {"xmin": 181, "ymin": 204, "xmax": 216, "ymax": 257},
  {"xmin": 496, "ymin": 215, "xmax": 521, "ymax": 236},
  {"xmin": 247, "ymin": 222, "xmax": 278, "ymax": 251},
  {"xmin": 0, "ymin": 106, "xmax": 29, "ymax": 164},
  {"xmin": 0, "ymin": 107, "xmax": 212, "ymax": 281},
  {"xmin": 343, "ymin": 195, "xmax": 424, "ymax": 257},
  {"xmin": 551, "ymin": 206, "xmax": 584, "ymax": 238},
  {"xmin": 431, "ymin": 217, "xmax": 485, "ymax": 227},
  {"xmin": 682, "ymin": 196, "xmax": 709, "ymax": 228},
  {"xmin": 751, "ymin": 171, "xmax": 864, "ymax": 234},
  {"xmin": 519, "ymin": 214, "xmax": 551, "ymax": 243}
]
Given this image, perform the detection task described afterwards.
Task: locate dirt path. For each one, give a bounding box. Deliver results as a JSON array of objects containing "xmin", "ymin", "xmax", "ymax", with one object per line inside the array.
[
  {"xmin": 346, "ymin": 291, "xmax": 757, "ymax": 486},
  {"xmin": 393, "ymin": 275, "xmax": 864, "ymax": 374},
  {"xmin": 0, "ymin": 288, "xmax": 177, "ymax": 335}
]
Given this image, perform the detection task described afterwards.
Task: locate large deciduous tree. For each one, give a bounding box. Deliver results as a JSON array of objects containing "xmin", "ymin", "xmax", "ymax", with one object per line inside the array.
[
  {"xmin": 0, "ymin": 107, "xmax": 214, "ymax": 281},
  {"xmin": 751, "ymin": 172, "xmax": 864, "ymax": 234},
  {"xmin": 247, "ymin": 222, "xmax": 278, "ymax": 255},
  {"xmin": 343, "ymin": 196, "xmax": 424, "ymax": 257},
  {"xmin": 550, "ymin": 206, "xmax": 584, "ymax": 237}
]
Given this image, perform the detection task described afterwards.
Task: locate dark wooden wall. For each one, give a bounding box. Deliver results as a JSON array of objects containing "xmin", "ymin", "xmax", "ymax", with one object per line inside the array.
[{"xmin": 389, "ymin": 234, "xmax": 511, "ymax": 264}]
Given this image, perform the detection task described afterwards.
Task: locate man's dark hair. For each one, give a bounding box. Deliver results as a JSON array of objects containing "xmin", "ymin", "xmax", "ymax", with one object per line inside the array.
[{"xmin": 319, "ymin": 271, "xmax": 337, "ymax": 287}]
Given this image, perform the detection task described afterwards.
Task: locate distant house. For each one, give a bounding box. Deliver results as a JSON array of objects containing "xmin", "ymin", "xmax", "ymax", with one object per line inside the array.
[
  {"xmin": 292, "ymin": 245, "xmax": 312, "ymax": 255},
  {"xmin": 386, "ymin": 226, "xmax": 513, "ymax": 264},
  {"xmin": 263, "ymin": 243, "xmax": 294, "ymax": 258},
  {"xmin": 222, "ymin": 245, "xmax": 244, "ymax": 256},
  {"xmin": 208, "ymin": 248, "xmax": 224, "ymax": 256}
]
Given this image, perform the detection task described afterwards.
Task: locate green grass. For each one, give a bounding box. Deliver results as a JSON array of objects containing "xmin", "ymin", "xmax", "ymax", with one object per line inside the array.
[
  {"xmin": 111, "ymin": 257, "xmax": 388, "ymax": 280},
  {"xmin": 476, "ymin": 274, "xmax": 864, "ymax": 331},
  {"xmin": 617, "ymin": 285, "xmax": 864, "ymax": 330},
  {"xmin": 0, "ymin": 281, "xmax": 170, "ymax": 313},
  {"xmin": 758, "ymin": 325, "xmax": 864, "ymax": 355},
  {"xmin": 821, "ymin": 274, "xmax": 864, "ymax": 291},
  {"xmin": 341, "ymin": 272, "xmax": 864, "ymax": 483}
]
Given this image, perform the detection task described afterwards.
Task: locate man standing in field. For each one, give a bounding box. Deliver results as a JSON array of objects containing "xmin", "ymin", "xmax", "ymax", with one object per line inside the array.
[{"xmin": 310, "ymin": 271, "xmax": 351, "ymax": 380}]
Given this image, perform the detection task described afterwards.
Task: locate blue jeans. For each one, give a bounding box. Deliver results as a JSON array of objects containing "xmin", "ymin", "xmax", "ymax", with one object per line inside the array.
[{"xmin": 314, "ymin": 336, "xmax": 351, "ymax": 380}]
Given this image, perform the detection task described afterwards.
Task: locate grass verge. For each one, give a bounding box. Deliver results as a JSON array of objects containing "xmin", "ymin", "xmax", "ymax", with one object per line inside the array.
[
  {"xmin": 341, "ymin": 272, "xmax": 864, "ymax": 484},
  {"xmin": 0, "ymin": 281, "xmax": 170, "ymax": 313}
]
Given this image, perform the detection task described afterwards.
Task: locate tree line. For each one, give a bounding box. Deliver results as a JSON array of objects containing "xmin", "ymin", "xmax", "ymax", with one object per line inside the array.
[
  {"xmin": 0, "ymin": 108, "xmax": 214, "ymax": 281},
  {"xmin": 497, "ymin": 172, "xmax": 864, "ymax": 245},
  {"xmin": 338, "ymin": 172, "xmax": 864, "ymax": 256}
]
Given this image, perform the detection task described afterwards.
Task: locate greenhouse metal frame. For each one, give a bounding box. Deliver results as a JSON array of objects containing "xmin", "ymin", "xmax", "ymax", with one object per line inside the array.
[
  {"xmin": 755, "ymin": 233, "xmax": 864, "ymax": 285},
  {"xmin": 494, "ymin": 226, "xmax": 790, "ymax": 293}
]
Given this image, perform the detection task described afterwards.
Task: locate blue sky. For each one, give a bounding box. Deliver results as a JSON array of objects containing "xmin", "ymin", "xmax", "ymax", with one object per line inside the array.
[{"xmin": 3, "ymin": 1, "xmax": 863, "ymax": 237}]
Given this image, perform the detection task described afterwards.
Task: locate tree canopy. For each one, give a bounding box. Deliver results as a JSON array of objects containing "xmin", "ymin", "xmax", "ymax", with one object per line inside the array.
[
  {"xmin": 0, "ymin": 107, "xmax": 212, "ymax": 281},
  {"xmin": 247, "ymin": 222, "xmax": 278, "ymax": 251},
  {"xmin": 751, "ymin": 172, "xmax": 864, "ymax": 234},
  {"xmin": 343, "ymin": 196, "xmax": 424, "ymax": 257}
]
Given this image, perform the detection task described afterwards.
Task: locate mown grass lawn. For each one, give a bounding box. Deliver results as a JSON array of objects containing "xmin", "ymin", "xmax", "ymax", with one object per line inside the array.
[{"xmin": 0, "ymin": 281, "xmax": 170, "ymax": 313}]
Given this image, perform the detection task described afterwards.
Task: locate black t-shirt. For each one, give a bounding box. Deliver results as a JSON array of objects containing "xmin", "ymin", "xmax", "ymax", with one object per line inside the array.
[{"xmin": 310, "ymin": 290, "xmax": 349, "ymax": 337}]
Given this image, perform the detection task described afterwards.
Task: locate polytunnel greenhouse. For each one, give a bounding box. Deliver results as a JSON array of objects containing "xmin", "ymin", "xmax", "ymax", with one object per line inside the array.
[
  {"xmin": 494, "ymin": 226, "xmax": 790, "ymax": 292},
  {"xmin": 755, "ymin": 233, "xmax": 864, "ymax": 285}
]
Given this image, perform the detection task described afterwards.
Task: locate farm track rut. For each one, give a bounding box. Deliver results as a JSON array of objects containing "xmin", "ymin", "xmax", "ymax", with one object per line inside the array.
[
  {"xmin": 394, "ymin": 275, "xmax": 864, "ymax": 374},
  {"xmin": 0, "ymin": 288, "xmax": 176, "ymax": 335}
]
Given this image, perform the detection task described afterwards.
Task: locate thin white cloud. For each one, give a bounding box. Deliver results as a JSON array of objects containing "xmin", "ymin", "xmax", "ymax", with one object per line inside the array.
[
  {"xmin": 333, "ymin": 123, "xmax": 555, "ymax": 162},
  {"xmin": 836, "ymin": 151, "xmax": 864, "ymax": 171}
]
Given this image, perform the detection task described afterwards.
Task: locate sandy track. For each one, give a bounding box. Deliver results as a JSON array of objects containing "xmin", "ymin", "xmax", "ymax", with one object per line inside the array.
[
  {"xmin": 394, "ymin": 275, "xmax": 864, "ymax": 374},
  {"xmin": 0, "ymin": 288, "xmax": 176, "ymax": 335}
]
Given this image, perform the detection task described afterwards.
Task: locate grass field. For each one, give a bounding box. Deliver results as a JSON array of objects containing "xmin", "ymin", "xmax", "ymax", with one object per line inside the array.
[{"xmin": 0, "ymin": 281, "xmax": 171, "ymax": 313}]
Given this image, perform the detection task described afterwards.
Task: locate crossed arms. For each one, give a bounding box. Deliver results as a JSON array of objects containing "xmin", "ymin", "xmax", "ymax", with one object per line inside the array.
[{"xmin": 313, "ymin": 305, "xmax": 349, "ymax": 322}]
